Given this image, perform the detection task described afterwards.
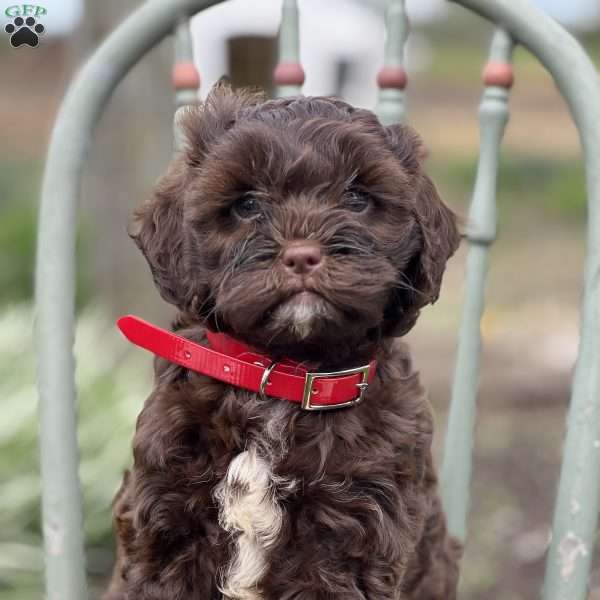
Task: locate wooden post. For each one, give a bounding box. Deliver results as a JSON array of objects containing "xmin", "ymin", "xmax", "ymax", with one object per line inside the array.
[
  {"xmin": 440, "ymin": 28, "xmax": 514, "ymax": 544},
  {"xmin": 172, "ymin": 17, "xmax": 200, "ymax": 151},
  {"xmin": 274, "ymin": 0, "xmax": 305, "ymax": 97},
  {"xmin": 375, "ymin": 0, "xmax": 408, "ymax": 125}
]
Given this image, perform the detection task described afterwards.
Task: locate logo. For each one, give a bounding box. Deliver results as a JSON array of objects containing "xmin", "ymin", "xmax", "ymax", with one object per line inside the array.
[{"xmin": 4, "ymin": 4, "xmax": 46, "ymax": 47}]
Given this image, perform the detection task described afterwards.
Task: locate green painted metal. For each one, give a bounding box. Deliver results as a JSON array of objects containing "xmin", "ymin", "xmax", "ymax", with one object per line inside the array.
[
  {"xmin": 35, "ymin": 0, "xmax": 600, "ymax": 597},
  {"xmin": 174, "ymin": 17, "xmax": 198, "ymax": 108},
  {"xmin": 451, "ymin": 1, "xmax": 600, "ymax": 598},
  {"xmin": 375, "ymin": 0, "xmax": 408, "ymax": 125},
  {"xmin": 173, "ymin": 17, "xmax": 198, "ymax": 152},
  {"xmin": 276, "ymin": 0, "xmax": 302, "ymax": 97},
  {"xmin": 440, "ymin": 28, "xmax": 514, "ymax": 545},
  {"xmin": 35, "ymin": 1, "xmax": 225, "ymax": 598}
]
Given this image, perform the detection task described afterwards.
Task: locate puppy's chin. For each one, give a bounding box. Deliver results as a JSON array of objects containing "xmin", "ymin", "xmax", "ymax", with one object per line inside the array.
[
  {"xmin": 270, "ymin": 291, "xmax": 332, "ymax": 342},
  {"xmin": 216, "ymin": 285, "xmax": 384, "ymax": 364}
]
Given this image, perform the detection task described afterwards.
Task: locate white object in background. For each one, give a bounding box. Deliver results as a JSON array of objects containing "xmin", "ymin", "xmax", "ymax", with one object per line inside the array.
[{"xmin": 191, "ymin": 0, "xmax": 437, "ymax": 108}]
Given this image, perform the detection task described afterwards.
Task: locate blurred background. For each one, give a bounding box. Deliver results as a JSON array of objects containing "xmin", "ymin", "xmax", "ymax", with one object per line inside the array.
[{"xmin": 1, "ymin": 0, "xmax": 599, "ymax": 598}]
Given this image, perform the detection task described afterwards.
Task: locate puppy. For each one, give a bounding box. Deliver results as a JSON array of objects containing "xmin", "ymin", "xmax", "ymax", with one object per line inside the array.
[{"xmin": 105, "ymin": 87, "xmax": 462, "ymax": 600}]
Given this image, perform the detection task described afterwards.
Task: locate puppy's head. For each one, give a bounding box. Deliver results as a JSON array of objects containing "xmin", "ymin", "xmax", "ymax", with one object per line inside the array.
[{"xmin": 132, "ymin": 87, "xmax": 460, "ymax": 362}]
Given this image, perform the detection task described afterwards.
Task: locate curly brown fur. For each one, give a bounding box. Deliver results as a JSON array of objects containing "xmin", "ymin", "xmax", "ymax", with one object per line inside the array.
[{"xmin": 105, "ymin": 87, "xmax": 462, "ymax": 600}]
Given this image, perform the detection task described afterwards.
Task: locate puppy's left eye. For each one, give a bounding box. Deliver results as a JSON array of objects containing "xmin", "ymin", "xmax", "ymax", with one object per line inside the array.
[
  {"xmin": 342, "ymin": 191, "xmax": 371, "ymax": 213},
  {"xmin": 232, "ymin": 194, "xmax": 263, "ymax": 221}
]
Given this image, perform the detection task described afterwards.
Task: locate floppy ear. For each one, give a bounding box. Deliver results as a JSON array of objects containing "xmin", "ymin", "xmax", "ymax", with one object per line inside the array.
[
  {"xmin": 384, "ymin": 124, "xmax": 461, "ymax": 336},
  {"xmin": 130, "ymin": 157, "xmax": 192, "ymax": 309},
  {"xmin": 409, "ymin": 172, "xmax": 461, "ymax": 305}
]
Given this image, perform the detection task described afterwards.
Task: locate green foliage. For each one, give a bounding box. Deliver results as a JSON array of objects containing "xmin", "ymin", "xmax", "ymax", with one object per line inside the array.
[
  {"xmin": 499, "ymin": 157, "xmax": 586, "ymax": 220},
  {"xmin": 429, "ymin": 156, "xmax": 586, "ymax": 221},
  {"xmin": 580, "ymin": 31, "xmax": 600, "ymax": 66},
  {"xmin": 0, "ymin": 203, "xmax": 37, "ymax": 303},
  {"xmin": 0, "ymin": 160, "xmax": 91, "ymax": 307},
  {"xmin": 0, "ymin": 305, "xmax": 150, "ymax": 600},
  {"xmin": 0, "ymin": 160, "xmax": 39, "ymax": 303}
]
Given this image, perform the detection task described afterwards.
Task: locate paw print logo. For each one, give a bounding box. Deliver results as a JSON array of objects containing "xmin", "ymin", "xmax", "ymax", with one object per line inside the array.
[{"xmin": 5, "ymin": 16, "xmax": 44, "ymax": 48}]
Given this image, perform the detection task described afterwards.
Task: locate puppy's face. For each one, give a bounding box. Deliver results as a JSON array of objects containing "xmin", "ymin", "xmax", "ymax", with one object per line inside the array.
[{"xmin": 133, "ymin": 90, "xmax": 460, "ymax": 362}]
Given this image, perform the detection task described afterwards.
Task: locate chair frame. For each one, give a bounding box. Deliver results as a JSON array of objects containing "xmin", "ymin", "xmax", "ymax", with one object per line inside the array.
[{"xmin": 35, "ymin": 0, "xmax": 600, "ymax": 598}]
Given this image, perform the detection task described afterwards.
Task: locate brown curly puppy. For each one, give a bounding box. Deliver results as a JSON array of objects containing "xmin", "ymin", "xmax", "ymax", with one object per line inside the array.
[{"xmin": 104, "ymin": 87, "xmax": 462, "ymax": 600}]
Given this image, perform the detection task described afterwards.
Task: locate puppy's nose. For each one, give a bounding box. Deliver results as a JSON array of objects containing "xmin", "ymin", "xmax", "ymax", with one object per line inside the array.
[{"xmin": 281, "ymin": 242, "xmax": 323, "ymax": 275}]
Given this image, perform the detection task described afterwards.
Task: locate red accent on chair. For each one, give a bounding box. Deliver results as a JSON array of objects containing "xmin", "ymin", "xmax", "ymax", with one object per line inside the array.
[
  {"xmin": 274, "ymin": 61, "xmax": 306, "ymax": 86},
  {"xmin": 377, "ymin": 66, "xmax": 408, "ymax": 90},
  {"xmin": 172, "ymin": 62, "xmax": 201, "ymax": 90},
  {"xmin": 483, "ymin": 63, "xmax": 514, "ymax": 88}
]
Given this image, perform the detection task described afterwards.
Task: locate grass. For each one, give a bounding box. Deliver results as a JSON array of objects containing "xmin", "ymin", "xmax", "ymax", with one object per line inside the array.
[
  {"xmin": 0, "ymin": 305, "xmax": 150, "ymax": 600},
  {"xmin": 0, "ymin": 158, "xmax": 91, "ymax": 308},
  {"xmin": 428, "ymin": 154, "xmax": 587, "ymax": 223}
]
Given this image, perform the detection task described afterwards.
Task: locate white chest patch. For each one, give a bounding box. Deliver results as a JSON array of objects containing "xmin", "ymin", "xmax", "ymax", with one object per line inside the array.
[{"xmin": 214, "ymin": 448, "xmax": 292, "ymax": 599}]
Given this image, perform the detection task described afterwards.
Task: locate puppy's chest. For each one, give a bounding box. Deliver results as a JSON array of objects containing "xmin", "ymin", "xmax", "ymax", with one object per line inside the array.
[
  {"xmin": 214, "ymin": 393, "xmax": 435, "ymax": 593},
  {"xmin": 209, "ymin": 394, "xmax": 417, "ymax": 512}
]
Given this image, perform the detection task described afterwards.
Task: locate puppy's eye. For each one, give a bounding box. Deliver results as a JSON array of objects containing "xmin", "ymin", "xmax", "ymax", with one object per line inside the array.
[
  {"xmin": 342, "ymin": 191, "xmax": 371, "ymax": 213},
  {"xmin": 232, "ymin": 194, "xmax": 263, "ymax": 221}
]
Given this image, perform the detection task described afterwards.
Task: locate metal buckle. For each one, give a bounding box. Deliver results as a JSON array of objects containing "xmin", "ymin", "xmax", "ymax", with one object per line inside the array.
[
  {"xmin": 258, "ymin": 361, "xmax": 278, "ymax": 401},
  {"xmin": 301, "ymin": 364, "xmax": 371, "ymax": 411}
]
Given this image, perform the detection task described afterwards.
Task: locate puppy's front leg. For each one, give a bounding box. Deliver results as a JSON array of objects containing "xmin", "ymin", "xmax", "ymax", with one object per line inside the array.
[
  {"xmin": 402, "ymin": 468, "xmax": 462, "ymax": 599},
  {"xmin": 103, "ymin": 470, "xmax": 133, "ymax": 600},
  {"xmin": 105, "ymin": 466, "xmax": 223, "ymax": 600}
]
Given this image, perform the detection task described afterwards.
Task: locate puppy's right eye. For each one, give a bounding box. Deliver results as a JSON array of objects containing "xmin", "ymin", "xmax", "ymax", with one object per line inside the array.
[{"xmin": 232, "ymin": 194, "xmax": 263, "ymax": 221}]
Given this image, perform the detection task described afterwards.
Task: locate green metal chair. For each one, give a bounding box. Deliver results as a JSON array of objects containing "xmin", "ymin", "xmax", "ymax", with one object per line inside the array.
[{"xmin": 35, "ymin": 1, "xmax": 600, "ymax": 598}]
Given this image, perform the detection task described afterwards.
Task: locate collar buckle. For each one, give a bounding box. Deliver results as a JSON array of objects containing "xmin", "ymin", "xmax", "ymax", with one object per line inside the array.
[
  {"xmin": 259, "ymin": 361, "xmax": 278, "ymax": 402},
  {"xmin": 301, "ymin": 364, "xmax": 371, "ymax": 411}
]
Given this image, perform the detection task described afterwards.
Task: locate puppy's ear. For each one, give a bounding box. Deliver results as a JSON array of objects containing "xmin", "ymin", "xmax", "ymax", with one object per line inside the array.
[
  {"xmin": 130, "ymin": 157, "xmax": 192, "ymax": 309},
  {"xmin": 410, "ymin": 172, "xmax": 461, "ymax": 304},
  {"xmin": 385, "ymin": 124, "xmax": 461, "ymax": 336}
]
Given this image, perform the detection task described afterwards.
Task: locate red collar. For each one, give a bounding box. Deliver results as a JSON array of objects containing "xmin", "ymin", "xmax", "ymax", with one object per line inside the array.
[{"xmin": 117, "ymin": 315, "xmax": 376, "ymax": 411}]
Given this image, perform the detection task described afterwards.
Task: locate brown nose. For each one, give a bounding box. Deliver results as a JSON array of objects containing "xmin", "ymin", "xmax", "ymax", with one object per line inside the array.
[{"xmin": 281, "ymin": 242, "xmax": 323, "ymax": 275}]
